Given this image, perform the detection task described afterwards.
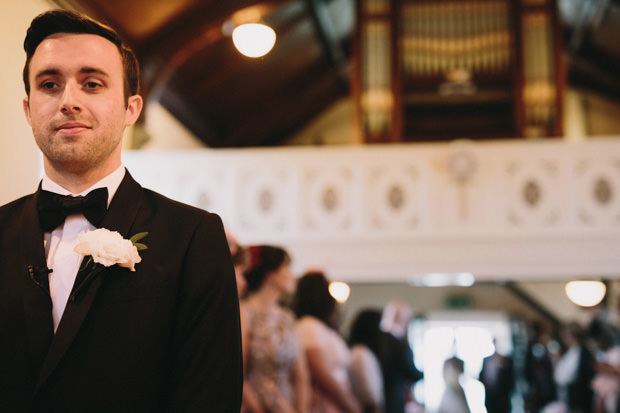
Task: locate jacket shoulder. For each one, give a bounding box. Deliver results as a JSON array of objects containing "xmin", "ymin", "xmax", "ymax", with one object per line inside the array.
[{"xmin": 0, "ymin": 194, "xmax": 34, "ymax": 221}]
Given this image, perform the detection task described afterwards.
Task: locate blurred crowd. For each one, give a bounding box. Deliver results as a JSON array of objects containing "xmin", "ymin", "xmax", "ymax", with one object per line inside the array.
[
  {"xmin": 228, "ymin": 237, "xmax": 423, "ymax": 413},
  {"xmin": 522, "ymin": 313, "xmax": 620, "ymax": 413},
  {"xmin": 228, "ymin": 236, "xmax": 620, "ymax": 413}
]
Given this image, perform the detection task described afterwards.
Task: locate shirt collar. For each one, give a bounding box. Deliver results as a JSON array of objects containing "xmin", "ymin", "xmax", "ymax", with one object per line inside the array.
[{"xmin": 41, "ymin": 165, "xmax": 126, "ymax": 207}]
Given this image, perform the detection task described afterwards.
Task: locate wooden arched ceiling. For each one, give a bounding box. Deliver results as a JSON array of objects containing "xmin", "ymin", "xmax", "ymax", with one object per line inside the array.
[
  {"xmin": 51, "ymin": 0, "xmax": 353, "ymax": 147},
  {"xmin": 50, "ymin": 0, "xmax": 620, "ymax": 147}
]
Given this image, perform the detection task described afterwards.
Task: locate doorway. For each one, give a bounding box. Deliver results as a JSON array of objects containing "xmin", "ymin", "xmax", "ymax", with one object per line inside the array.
[{"xmin": 409, "ymin": 310, "xmax": 518, "ymax": 413}]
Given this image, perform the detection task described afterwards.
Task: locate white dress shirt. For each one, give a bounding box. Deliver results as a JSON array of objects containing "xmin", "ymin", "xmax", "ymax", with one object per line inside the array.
[{"xmin": 42, "ymin": 166, "xmax": 125, "ymax": 332}]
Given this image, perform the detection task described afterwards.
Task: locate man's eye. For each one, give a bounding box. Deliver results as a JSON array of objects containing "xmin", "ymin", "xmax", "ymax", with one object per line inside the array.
[
  {"xmin": 41, "ymin": 81, "xmax": 57, "ymax": 90},
  {"xmin": 84, "ymin": 81, "xmax": 102, "ymax": 89}
]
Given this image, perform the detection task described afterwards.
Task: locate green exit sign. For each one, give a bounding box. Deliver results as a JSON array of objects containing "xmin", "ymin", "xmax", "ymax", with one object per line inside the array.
[{"xmin": 446, "ymin": 295, "xmax": 472, "ymax": 309}]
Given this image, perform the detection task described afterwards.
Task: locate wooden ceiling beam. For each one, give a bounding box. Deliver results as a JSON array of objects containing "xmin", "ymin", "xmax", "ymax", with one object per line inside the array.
[
  {"xmin": 139, "ymin": 1, "xmax": 298, "ymax": 104},
  {"xmin": 304, "ymin": 0, "xmax": 350, "ymax": 86},
  {"xmin": 49, "ymin": 0, "xmax": 137, "ymax": 45},
  {"xmin": 192, "ymin": 6, "xmax": 311, "ymax": 96},
  {"xmin": 157, "ymin": 86, "xmax": 226, "ymax": 147},
  {"xmin": 226, "ymin": 68, "xmax": 346, "ymax": 146},
  {"xmin": 137, "ymin": 0, "xmax": 290, "ymax": 56},
  {"xmin": 566, "ymin": 35, "xmax": 620, "ymax": 100}
]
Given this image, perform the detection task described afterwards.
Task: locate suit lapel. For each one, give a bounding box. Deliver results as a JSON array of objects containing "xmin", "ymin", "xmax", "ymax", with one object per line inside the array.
[
  {"xmin": 35, "ymin": 170, "xmax": 144, "ymax": 392},
  {"xmin": 20, "ymin": 190, "xmax": 55, "ymax": 372}
]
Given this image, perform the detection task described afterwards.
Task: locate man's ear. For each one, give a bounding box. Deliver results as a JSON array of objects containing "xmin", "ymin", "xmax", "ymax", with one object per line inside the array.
[
  {"xmin": 124, "ymin": 95, "xmax": 143, "ymax": 127},
  {"xmin": 23, "ymin": 97, "xmax": 31, "ymax": 126}
]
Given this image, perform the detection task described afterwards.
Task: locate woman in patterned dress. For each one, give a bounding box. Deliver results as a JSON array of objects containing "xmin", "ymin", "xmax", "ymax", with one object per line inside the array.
[
  {"xmin": 293, "ymin": 271, "xmax": 362, "ymax": 413},
  {"xmin": 241, "ymin": 245, "xmax": 310, "ymax": 413}
]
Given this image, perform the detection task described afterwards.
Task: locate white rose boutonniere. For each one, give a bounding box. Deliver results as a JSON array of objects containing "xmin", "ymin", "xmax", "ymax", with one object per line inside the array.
[
  {"xmin": 74, "ymin": 228, "xmax": 148, "ymax": 271},
  {"xmin": 69, "ymin": 229, "xmax": 148, "ymax": 302}
]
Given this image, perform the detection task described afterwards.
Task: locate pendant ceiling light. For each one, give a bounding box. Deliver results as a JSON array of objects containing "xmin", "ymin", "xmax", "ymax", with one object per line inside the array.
[
  {"xmin": 329, "ymin": 281, "xmax": 351, "ymax": 303},
  {"xmin": 565, "ymin": 280, "xmax": 606, "ymax": 307},
  {"xmin": 232, "ymin": 23, "xmax": 276, "ymax": 58}
]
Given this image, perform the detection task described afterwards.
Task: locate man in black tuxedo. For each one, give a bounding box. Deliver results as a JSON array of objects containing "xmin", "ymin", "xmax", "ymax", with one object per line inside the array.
[
  {"xmin": 0, "ymin": 10, "xmax": 242, "ymax": 413},
  {"xmin": 377, "ymin": 301, "xmax": 423, "ymax": 413},
  {"xmin": 478, "ymin": 341, "xmax": 515, "ymax": 413}
]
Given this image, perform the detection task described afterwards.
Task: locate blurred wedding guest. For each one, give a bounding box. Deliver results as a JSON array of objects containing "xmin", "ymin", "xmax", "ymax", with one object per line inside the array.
[
  {"xmin": 588, "ymin": 309, "xmax": 620, "ymax": 413},
  {"xmin": 553, "ymin": 322, "xmax": 596, "ymax": 413},
  {"xmin": 293, "ymin": 271, "xmax": 362, "ymax": 413},
  {"xmin": 349, "ymin": 309, "xmax": 385, "ymax": 413},
  {"xmin": 227, "ymin": 232, "xmax": 249, "ymax": 298},
  {"xmin": 524, "ymin": 322, "xmax": 557, "ymax": 413},
  {"xmin": 478, "ymin": 338, "xmax": 515, "ymax": 413},
  {"xmin": 241, "ymin": 246, "xmax": 310, "ymax": 413},
  {"xmin": 438, "ymin": 356, "xmax": 471, "ymax": 413},
  {"xmin": 377, "ymin": 301, "xmax": 423, "ymax": 413},
  {"xmin": 227, "ymin": 233, "xmax": 251, "ymax": 412},
  {"xmin": 591, "ymin": 345, "xmax": 620, "ymax": 413}
]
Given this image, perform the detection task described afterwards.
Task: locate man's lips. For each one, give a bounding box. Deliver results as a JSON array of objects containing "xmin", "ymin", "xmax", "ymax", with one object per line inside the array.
[{"xmin": 55, "ymin": 122, "xmax": 91, "ymax": 135}]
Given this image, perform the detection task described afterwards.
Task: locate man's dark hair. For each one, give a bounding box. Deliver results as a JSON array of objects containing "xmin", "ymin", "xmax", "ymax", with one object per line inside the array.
[{"xmin": 23, "ymin": 10, "xmax": 140, "ymax": 101}]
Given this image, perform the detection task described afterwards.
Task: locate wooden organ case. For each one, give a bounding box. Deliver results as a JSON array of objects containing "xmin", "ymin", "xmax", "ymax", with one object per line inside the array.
[{"xmin": 353, "ymin": 0, "xmax": 564, "ymax": 143}]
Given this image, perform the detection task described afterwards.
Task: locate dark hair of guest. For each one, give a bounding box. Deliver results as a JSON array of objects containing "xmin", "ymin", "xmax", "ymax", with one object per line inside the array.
[
  {"xmin": 231, "ymin": 245, "xmax": 249, "ymax": 269},
  {"xmin": 23, "ymin": 9, "xmax": 140, "ymax": 100},
  {"xmin": 244, "ymin": 245, "xmax": 290, "ymax": 293},
  {"xmin": 292, "ymin": 271, "xmax": 336, "ymax": 327},
  {"xmin": 349, "ymin": 309, "xmax": 383, "ymax": 355}
]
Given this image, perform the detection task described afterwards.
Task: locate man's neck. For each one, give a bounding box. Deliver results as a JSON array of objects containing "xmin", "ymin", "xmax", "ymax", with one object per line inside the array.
[{"xmin": 44, "ymin": 161, "xmax": 121, "ymax": 194}]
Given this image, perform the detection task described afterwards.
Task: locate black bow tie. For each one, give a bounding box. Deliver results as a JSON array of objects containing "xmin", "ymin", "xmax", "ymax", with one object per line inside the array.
[{"xmin": 37, "ymin": 187, "xmax": 109, "ymax": 232}]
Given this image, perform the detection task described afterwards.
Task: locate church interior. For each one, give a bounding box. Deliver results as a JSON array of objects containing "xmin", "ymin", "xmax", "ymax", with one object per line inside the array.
[{"xmin": 2, "ymin": 1, "xmax": 620, "ymax": 411}]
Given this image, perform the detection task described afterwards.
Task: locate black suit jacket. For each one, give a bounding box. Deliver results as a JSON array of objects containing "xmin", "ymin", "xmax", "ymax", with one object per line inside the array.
[
  {"xmin": 0, "ymin": 171, "xmax": 242, "ymax": 413},
  {"xmin": 566, "ymin": 346, "xmax": 595, "ymax": 413},
  {"xmin": 479, "ymin": 353, "xmax": 514, "ymax": 413},
  {"xmin": 377, "ymin": 331, "xmax": 423, "ymax": 413}
]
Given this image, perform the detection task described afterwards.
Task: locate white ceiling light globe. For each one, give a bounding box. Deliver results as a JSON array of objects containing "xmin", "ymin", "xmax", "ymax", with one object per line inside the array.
[
  {"xmin": 565, "ymin": 280, "xmax": 606, "ymax": 307},
  {"xmin": 232, "ymin": 23, "xmax": 276, "ymax": 58},
  {"xmin": 328, "ymin": 281, "xmax": 351, "ymax": 304}
]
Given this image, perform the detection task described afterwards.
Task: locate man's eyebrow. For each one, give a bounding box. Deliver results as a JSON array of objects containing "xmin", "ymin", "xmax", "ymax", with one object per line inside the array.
[
  {"xmin": 34, "ymin": 68, "xmax": 60, "ymax": 79},
  {"xmin": 34, "ymin": 67, "xmax": 110, "ymax": 79},
  {"xmin": 79, "ymin": 67, "xmax": 109, "ymax": 77}
]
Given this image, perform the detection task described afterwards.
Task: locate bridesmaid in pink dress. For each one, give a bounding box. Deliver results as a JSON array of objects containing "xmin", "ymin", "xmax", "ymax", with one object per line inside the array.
[{"xmin": 293, "ymin": 271, "xmax": 362, "ymax": 413}]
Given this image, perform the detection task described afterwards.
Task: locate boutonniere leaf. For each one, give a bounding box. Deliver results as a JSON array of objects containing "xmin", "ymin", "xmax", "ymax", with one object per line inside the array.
[{"xmin": 129, "ymin": 231, "xmax": 149, "ymax": 251}]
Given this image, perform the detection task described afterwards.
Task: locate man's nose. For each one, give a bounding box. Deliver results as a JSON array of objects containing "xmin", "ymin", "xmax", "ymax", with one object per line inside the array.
[{"xmin": 60, "ymin": 82, "xmax": 82, "ymax": 114}]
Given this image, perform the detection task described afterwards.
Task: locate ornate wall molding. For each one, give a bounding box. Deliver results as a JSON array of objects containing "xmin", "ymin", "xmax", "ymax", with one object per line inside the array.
[{"xmin": 124, "ymin": 138, "xmax": 620, "ymax": 282}]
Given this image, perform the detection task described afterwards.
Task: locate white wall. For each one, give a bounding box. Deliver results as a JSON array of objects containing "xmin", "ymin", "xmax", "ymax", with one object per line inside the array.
[{"xmin": 0, "ymin": 1, "xmax": 51, "ymax": 205}]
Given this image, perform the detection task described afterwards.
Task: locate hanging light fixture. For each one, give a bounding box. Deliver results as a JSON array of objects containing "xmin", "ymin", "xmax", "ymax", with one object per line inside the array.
[
  {"xmin": 329, "ymin": 281, "xmax": 351, "ymax": 303},
  {"xmin": 565, "ymin": 280, "xmax": 606, "ymax": 307},
  {"xmin": 223, "ymin": 7, "xmax": 277, "ymax": 58},
  {"xmin": 232, "ymin": 23, "xmax": 276, "ymax": 58}
]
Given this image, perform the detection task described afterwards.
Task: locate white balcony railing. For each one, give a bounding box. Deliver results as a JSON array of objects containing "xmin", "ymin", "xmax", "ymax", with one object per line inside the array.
[{"xmin": 124, "ymin": 138, "xmax": 620, "ymax": 282}]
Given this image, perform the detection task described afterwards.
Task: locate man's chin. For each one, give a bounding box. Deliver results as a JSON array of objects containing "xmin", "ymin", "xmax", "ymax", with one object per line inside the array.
[{"xmin": 50, "ymin": 157, "xmax": 94, "ymax": 175}]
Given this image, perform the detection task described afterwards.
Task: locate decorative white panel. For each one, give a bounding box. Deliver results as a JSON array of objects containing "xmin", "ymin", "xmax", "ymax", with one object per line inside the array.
[
  {"xmin": 505, "ymin": 160, "xmax": 562, "ymax": 227},
  {"xmin": 237, "ymin": 169, "xmax": 289, "ymax": 233},
  {"xmin": 124, "ymin": 139, "xmax": 620, "ymax": 282},
  {"xmin": 180, "ymin": 171, "xmax": 222, "ymax": 212},
  {"xmin": 576, "ymin": 159, "xmax": 620, "ymax": 226},
  {"xmin": 367, "ymin": 164, "xmax": 421, "ymax": 231},
  {"xmin": 302, "ymin": 166, "xmax": 353, "ymax": 232}
]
